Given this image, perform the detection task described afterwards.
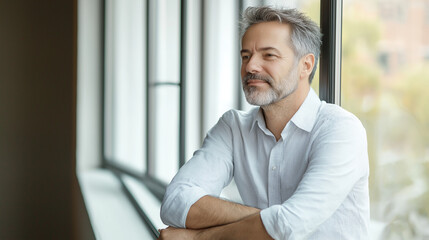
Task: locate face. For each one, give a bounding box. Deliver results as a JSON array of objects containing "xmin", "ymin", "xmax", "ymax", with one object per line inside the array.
[{"xmin": 241, "ymin": 21, "xmax": 299, "ymax": 106}]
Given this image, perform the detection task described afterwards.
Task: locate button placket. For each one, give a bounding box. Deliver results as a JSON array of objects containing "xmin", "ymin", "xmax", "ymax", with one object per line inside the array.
[{"xmin": 268, "ymin": 140, "xmax": 283, "ymax": 205}]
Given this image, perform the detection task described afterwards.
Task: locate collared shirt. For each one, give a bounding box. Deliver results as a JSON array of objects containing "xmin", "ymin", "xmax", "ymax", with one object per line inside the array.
[{"xmin": 160, "ymin": 88, "xmax": 370, "ymax": 240}]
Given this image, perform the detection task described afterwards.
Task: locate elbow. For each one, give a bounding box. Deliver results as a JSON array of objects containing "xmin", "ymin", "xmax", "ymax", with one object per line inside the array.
[
  {"xmin": 160, "ymin": 182, "xmax": 209, "ymax": 228},
  {"xmin": 159, "ymin": 194, "xmax": 185, "ymax": 228},
  {"xmin": 159, "ymin": 202, "xmax": 170, "ymax": 226},
  {"xmin": 160, "ymin": 198, "xmax": 175, "ymax": 227}
]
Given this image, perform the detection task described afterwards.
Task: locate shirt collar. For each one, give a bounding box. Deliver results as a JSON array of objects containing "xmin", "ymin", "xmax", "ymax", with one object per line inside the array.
[
  {"xmin": 250, "ymin": 88, "xmax": 321, "ymax": 134},
  {"xmin": 250, "ymin": 107, "xmax": 265, "ymax": 132},
  {"xmin": 289, "ymin": 88, "xmax": 321, "ymax": 133}
]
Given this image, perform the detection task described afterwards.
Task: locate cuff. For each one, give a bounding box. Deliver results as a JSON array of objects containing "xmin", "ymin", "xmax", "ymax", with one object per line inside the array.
[
  {"xmin": 160, "ymin": 184, "xmax": 208, "ymax": 228},
  {"xmin": 260, "ymin": 205, "xmax": 292, "ymax": 240}
]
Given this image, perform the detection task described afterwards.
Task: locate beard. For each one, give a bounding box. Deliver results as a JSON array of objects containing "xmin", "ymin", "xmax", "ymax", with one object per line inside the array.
[{"xmin": 242, "ymin": 69, "xmax": 299, "ymax": 106}]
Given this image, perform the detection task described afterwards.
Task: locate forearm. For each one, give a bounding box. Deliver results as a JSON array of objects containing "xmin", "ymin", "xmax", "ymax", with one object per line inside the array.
[
  {"xmin": 196, "ymin": 213, "xmax": 273, "ymax": 240},
  {"xmin": 186, "ymin": 195, "xmax": 260, "ymax": 229}
]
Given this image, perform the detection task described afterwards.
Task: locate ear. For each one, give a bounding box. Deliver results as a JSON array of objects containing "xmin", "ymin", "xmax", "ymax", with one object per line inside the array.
[{"xmin": 299, "ymin": 54, "xmax": 315, "ymax": 81}]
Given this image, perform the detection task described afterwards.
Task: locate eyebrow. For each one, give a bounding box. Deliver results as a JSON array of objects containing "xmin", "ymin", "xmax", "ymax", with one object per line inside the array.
[
  {"xmin": 240, "ymin": 49, "xmax": 251, "ymax": 55},
  {"xmin": 240, "ymin": 47, "xmax": 281, "ymax": 55}
]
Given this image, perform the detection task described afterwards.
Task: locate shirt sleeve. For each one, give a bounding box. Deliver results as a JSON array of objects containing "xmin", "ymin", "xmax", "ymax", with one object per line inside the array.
[
  {"xmin": 160, "ymin": 113, "xmax": 234, "ymax": 228},
  {"xmin": 260, "ymin": 115, "xmax": 369, "ymax": 240}
]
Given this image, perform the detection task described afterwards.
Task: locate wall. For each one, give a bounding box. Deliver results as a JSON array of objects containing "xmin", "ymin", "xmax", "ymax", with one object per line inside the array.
[{"xmin": 0, "ymin": 0, "xmax": 94, "ymax": 239}]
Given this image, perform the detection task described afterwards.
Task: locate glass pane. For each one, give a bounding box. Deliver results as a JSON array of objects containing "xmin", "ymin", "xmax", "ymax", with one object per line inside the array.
[
  {"xmin": 185, "ymin": 0, "xmax": 203, "ymax": 162},
  {"xmin": 104, "ymin": 0, "xmax": 146, "ymax": 173},
  {"xmin": 202, "ymin": 0, "xmax": 239, "ymax": 132},
  {"xmin": 149, "ymin": 0, "xmax": 180, "ymax": 84},
  {"xmin": 147, "ymin": 0, "xmax": 181, "ymax": 183},
  {"xmin": 342, "ymin": 0, "xmax": 429, "ymax": 238},
  {"xmin": 151, "ymin": 86, "xmax": 180, "ymax": 184}
]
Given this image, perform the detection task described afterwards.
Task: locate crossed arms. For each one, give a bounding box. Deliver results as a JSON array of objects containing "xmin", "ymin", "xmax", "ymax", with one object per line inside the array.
[{"xmin": 158, "ymin": 195, "xmax": 273, "ymax": 240}]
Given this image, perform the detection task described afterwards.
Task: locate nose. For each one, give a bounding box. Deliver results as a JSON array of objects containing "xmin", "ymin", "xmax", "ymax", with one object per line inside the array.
[{"xmin": 245, "ymin": 55, "xmax": 262, "ymax": 74}]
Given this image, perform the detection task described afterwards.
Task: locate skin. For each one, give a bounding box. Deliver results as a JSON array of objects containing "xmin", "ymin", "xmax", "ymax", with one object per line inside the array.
[
  {"xmin": 158, "ymin": 21, "xmax": 315, "ymax": 240},
  {"xmin": 185, "ymin": 196, "xmax": 260, "ymax": 229}
]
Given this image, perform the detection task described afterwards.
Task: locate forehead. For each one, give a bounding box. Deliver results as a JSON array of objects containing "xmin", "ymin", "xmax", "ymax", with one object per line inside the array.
[{"xmin": 241, "ymin": 21, "xmax": 292, "ymax": 49}]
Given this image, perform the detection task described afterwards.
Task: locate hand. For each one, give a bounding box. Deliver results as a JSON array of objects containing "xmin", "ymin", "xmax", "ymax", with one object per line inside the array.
[{"xmin": 158, "ymin": 226, "xmax": 200, "ymax": 240}]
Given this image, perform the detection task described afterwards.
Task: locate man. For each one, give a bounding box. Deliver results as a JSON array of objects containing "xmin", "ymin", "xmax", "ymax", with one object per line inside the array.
[{"xmin": 159, "ymin": 6, "xmax": 369, "ymax": 240}]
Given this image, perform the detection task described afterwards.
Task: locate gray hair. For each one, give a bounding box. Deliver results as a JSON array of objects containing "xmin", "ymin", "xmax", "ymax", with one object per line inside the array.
[{"xmin": 241, "ymin": 6, "xmax": 322, "ymax": 83}]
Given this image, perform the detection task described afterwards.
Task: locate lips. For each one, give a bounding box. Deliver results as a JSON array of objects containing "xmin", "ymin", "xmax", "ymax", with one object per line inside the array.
[{"xmin": 246, "ymin": 79, "xmax": 268, "ymax": 86}]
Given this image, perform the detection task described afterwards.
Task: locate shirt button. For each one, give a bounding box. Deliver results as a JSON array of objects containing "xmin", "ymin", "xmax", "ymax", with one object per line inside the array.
[{"xmin": 272, "ymin": 166, "xmax": 277, "ymax": 170}]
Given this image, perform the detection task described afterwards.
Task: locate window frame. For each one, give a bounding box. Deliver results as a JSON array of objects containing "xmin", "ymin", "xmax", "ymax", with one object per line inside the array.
[{"xmin": 319, "ymin": 0, "xmax": 342, "ymax": 105}]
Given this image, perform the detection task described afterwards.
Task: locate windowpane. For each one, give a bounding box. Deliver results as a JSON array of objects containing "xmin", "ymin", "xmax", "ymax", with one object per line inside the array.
[
  {"xmin": 151, "ymin": 86, "xmax": 180, "ymax": 184},
  {"xmin": 104, "ymin": 0, "xmax": 145, "ymax": 173},
  {"xmin": 147, "ymin": 0, "xmax": 181, "ymax": 183},
  {"xmin": 149, "ymin": 0, "xmax": 180, "ymax": 84},
  {"xmin": 202, "ymin": 0, "xmax": 239, "ymax": 132},
  {"xmin": 342, "ymin": 0, "xmax": 429, "ymax": 238},
  {"xmin": 185, "ymin": 0, "xmax": 203, "ymax": 161}
]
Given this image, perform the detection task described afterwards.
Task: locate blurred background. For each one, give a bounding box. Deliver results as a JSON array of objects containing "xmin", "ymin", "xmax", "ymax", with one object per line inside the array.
[{"xmin": 341, "ymin": 0, "xmax": 429, "ymax": 238}]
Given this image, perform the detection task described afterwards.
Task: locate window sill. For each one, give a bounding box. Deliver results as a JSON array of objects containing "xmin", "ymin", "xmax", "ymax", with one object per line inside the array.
[{"xmin": 77, "ymin": 169, "xmax": 155, "ymax": 240}]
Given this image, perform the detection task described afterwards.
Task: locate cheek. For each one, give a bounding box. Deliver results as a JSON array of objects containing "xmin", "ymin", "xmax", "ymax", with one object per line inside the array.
[
  {"xmin": 264, "ymin": 66, "xmax": 277, "ymax": 79},
  {"xmin": 271, "ymin": 65, "xmax": 289, "ymax": 79}
]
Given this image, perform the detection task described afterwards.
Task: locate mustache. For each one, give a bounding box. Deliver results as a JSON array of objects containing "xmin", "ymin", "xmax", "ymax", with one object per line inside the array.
[{"xmin": 242, "ymin": 74, "xmax": 273, "ymax": 85}]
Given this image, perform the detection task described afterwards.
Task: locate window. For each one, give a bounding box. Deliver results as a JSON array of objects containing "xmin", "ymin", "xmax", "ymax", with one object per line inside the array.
[
  {"xmin": 104, "ymin": 0, "xmax": 145, "ymax": 173},
  {"xmin": 201, "ymin": 0, "xmax": 240, "ymax": 133},
  {"xmin": 147, "ymin": 0, "xmax": 181, "ymax": 184},
  {"xmin": 342, "ymin": 0, "xmax": 429, "ymax": 238}
]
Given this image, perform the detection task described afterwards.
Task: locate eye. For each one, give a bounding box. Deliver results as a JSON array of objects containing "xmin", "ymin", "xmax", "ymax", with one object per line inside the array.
[
  {"xmin": 241, "ymin": 55, "xmax": 250, "ymax": 61},
  {"xmin": 265, "ymin": 53, "xmax": 277, "ymax": 58}
]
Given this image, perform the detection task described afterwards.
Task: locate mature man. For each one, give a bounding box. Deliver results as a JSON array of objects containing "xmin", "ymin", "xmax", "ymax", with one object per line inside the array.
[{"xmin": 159, "ymin": 6, "xmax": 369, "ymax": 240}]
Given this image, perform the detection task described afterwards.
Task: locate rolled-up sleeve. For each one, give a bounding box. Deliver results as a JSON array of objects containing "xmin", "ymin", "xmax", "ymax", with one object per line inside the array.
[
  {"xmin": 160, "ymin": 113, "xmax": 234, "ymax": 228},
  {"xmin": 260, "ymin": 116, "xmax": 369, "ymax": 239}
]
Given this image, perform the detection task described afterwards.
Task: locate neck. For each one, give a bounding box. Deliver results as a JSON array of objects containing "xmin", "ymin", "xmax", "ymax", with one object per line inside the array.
[{"xmin": 261, "ymin": 84, "xmax": 310, "ymax": 141}]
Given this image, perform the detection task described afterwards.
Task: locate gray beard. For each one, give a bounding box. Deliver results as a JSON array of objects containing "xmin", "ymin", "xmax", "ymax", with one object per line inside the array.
[
  {"xmin": 242, "ymin": 71, "xmax": 299, "ymax": 106},
  {"xmin": 243, "ymin": 86, "xmax": 279, "ymax": 106}
]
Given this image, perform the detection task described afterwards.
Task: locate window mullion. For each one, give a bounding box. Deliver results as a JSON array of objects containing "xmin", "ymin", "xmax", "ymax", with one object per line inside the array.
[
  {"xmin": 179, "ymin": 0, "xmax": 187, "ymax": 168},
  {"xmin": 319, "ymin": 0, "xmax": 342, "ymax": 105}
]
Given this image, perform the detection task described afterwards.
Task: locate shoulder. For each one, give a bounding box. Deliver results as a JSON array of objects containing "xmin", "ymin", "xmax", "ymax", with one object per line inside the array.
[
  {"xmin": 315, "ymin": 102, "xmax": 366, "ymax": 137},
  {"xmin": 220, "ymin": 107, "xmax": 259, "ymax": 126},
  {"xmin": 310, "ymin": 103, "xmax": 369, "ymax": 175}
]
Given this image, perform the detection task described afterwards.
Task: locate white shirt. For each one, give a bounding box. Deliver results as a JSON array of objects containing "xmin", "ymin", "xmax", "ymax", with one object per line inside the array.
[{"xmin": 160, "ymin": 88, "xmax": 370, "ymax": 239}]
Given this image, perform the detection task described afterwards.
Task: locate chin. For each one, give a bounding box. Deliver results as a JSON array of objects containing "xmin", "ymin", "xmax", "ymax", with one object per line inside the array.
[{"xmin": 245, "ymin": 94, "xmax": 276, "ymax": 106}]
